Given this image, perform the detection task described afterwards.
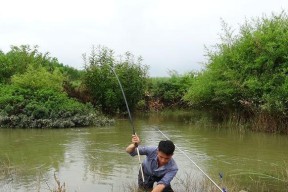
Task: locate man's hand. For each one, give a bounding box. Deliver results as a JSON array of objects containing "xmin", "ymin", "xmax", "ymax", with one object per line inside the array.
[
  {"xmin": 131, "ymin": 134, "xmax": 140, "ymax": 145},
  {"xmin": 151, "ymin": 184, "xmax": 165, "ymax": 192},
  {"xmin": 125, "ymin": 134, "xmax": 140, "ymax": 153}
]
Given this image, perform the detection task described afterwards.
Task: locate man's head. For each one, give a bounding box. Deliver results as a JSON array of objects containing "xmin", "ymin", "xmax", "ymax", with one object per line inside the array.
[
  {"xmin": 157, "ymin": 140, "xmax": 175, "ymax": 166},
  {"xmin": 158, "ymin": 140, "xmax": 175, "ymax": 155}
]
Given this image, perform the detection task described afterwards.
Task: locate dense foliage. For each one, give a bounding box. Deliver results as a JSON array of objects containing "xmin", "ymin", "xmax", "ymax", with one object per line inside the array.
[
  {"xmin": 0, "ymin": 45, "xmax": 112, "ymax": 128},
  {"xmin": 0, "ymin": 45, "xmax": 83, "ymax": 84},
  {"xmin": 83, "ymin": 45, "xmax": 149, "ymax": 114},
  {"xmin": 147, "ymin": 71, "xmax": 194, "ymax": 109},
  {"xmin": 184, "ymin": 12, "xmax": 288, "ymax": 133},
  {"xmin": 0, "ymin": 85, "xmax": 113, "ymax": 128},
  {"xmin": 12, "ymin": 65, "xmax": 64, "ymax": 91}
]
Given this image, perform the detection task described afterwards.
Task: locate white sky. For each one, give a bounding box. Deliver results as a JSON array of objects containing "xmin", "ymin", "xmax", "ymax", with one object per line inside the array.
[{"xmin": 1, "ymin": 0, "xmax": 287, "ymax": 77}]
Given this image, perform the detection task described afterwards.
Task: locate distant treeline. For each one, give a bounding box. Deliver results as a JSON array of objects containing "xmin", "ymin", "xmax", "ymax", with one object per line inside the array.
[{"xmin": 1, "ymin": 11, "xmax": 288, "ymax": 133}]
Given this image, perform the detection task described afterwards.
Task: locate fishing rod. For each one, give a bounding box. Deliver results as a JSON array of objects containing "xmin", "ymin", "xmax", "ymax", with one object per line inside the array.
[
  {"xmin": 157, "ymin": 129, "xmax": 225, "ymax": 192},
  {"xmin": 106, "ymin": 64, "xmax": 145, "ymax": 183},
  {"xmin": 108, "ymin": 65, "xmax": 135, "ymax": 134}
]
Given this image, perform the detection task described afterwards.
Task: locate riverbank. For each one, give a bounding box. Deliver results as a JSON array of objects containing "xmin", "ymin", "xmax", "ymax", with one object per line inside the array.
[
  {"xmin": 0, "ymin": 85, "xmax": 115, "ymax": 129},
  {"xmin": 0, "ymin": 114, "xmax": 114, "ymax": 128}
]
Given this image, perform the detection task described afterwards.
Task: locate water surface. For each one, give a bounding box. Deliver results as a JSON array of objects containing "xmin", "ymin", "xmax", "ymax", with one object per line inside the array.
[{"xmin": 0, "ymin": 111, "xmax": 287, "ymax": 191}]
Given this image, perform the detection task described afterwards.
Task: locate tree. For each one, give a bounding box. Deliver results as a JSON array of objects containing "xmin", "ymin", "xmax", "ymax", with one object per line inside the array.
[
  {"xmin": 0, "ymin": 45, "xmax": 82, "ymax": 85},
  {"xmin": 149, "ymin": 71, "xmax": 194, "ymax": 107},
  {"xmin": 11, "ymin": 65, "xmax": 64, "ymax": 91},
  {"xmin": 83, "ymin": 45, "xmax": 149, "ymax": 114},
  {"xmin": 184, "ymin": 11, "xmax": 288, "ymax": 120}
]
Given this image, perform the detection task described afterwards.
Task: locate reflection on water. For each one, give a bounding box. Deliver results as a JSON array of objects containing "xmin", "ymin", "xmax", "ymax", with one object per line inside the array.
[{"xmin": 0, "ymin": 111, "xmax": 288, "ymax": 191}]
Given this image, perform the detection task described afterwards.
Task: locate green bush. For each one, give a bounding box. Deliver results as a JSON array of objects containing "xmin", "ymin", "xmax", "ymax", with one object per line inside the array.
[
  {"xmin": 148, "ymin": 72, "xmax": 194, "ymax": 107},
  {"xmin": 184, "ymin": 11, "xmax": 288, "ymax": 117},
  {"xmin": 12, "ymin": 65, "xmax": 64, "ymax": 91},
  {"xmin": 0, "ymin": 45, "xmax": 113, "ymax": 128},
  {"xmin": 0, "ymin": 85, "xmax": 113, "ymax": 128},
  {"xmin": 0, "ymin": 45, "xmax": 84, "ymax": 88},
  {"xmin": 83, "ymin": 45, "xmax": 149, "ymax": 114}
]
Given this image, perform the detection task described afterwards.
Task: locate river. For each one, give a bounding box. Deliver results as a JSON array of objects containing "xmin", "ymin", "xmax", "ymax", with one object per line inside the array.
[{"xmin": 0, "ymin": 111, "xmax": 287, "ymax": 191}]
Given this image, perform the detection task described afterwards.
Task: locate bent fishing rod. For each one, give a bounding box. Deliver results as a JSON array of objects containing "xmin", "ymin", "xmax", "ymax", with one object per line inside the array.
[
  {"xmin": 157, "ymin": 129, "xmax": 225, "ymax": 192},
  {"xmin": 106, "ymin": 64, "xmax": 145, "ymax": 183}
]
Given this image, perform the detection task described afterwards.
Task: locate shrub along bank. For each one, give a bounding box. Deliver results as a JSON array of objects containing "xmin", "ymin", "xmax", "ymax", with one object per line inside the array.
[
  {"xmin": 141, "ymin": 12, "xmax": 288, "ymax": 134},
  {"xmin": 183, "ymin": 12, "xmax": 288, "ymax": 133},
  {"xmin": 0, "ymin": 85, "xmax": 113, "ymax": 129},
  {"xmin": 82, "ymin": 45, "xmax": 149, "ymax": 115},
  {"xmin": 0, "ymin": 45, "xmax": 113, "ymax": 128}
]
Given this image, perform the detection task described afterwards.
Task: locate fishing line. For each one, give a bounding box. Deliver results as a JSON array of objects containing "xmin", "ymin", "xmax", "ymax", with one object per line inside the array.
[
  {"xmin": 157, "ymin": 129, "xmax": 224, "ymax": 192},
  {"xmin": 107, "ymin": 64, "xmax": 145, "ymax": 183}
]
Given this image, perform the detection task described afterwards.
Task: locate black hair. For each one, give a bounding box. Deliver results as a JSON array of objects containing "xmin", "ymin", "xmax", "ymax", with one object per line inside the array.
[{"xmin": 158, "ymin": 140, "xmax": 175, "ymax": 155}]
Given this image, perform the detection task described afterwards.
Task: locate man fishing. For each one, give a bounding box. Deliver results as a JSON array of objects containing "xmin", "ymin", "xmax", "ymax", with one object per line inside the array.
[{"xmin": 126, "ymin": 134, "xmax": 178, "ymax": 192}]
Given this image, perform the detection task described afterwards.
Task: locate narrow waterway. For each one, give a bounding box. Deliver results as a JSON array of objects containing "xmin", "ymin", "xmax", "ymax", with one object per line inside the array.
[{"xmin": 0, "ymin": 111, "xmax": 287, "ymax": 191}]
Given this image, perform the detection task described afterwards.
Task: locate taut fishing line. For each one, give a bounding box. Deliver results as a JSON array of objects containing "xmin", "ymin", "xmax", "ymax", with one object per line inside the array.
[{"xmin": 157, "ymin": 128, "xmax": 225, "ymax": 192}]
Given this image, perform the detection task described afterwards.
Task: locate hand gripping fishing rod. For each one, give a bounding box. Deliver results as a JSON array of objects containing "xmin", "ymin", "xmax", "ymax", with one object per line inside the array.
[{"xmin": 107, "ymin": 64, "xmax": 145, "ymax": 184}]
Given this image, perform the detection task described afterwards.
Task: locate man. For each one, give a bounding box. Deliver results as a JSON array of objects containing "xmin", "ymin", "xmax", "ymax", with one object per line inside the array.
[{"xmin": 126, "ymin": 134, "xmax": 178, "ymax": 192}]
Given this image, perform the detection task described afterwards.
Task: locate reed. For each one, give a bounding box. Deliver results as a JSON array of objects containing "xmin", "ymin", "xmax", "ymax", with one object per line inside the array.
[
  {"xmin": 0, "ymin": 156, "xmax": 16, "ymax": 180},
  {"xmin": 46, "ymin": 172, "xmax": 66, "ymax": 192}
]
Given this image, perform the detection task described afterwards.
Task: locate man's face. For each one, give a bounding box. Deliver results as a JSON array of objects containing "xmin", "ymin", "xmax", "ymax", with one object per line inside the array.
[{"xmin": 157, "ymin": 151, "xmax": 173, "ymax": 167}]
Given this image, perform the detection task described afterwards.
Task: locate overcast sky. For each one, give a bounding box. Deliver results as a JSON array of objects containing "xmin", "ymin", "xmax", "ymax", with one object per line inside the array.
[{"xmin": 1, "ymin": 0, "xmax": 287, "ymax": 77}]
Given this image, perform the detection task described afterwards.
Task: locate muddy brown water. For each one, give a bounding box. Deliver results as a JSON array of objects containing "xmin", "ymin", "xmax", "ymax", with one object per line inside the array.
[{"xmin": 0, "ymin": 111, "xmax": 287, "ymax": 191}]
